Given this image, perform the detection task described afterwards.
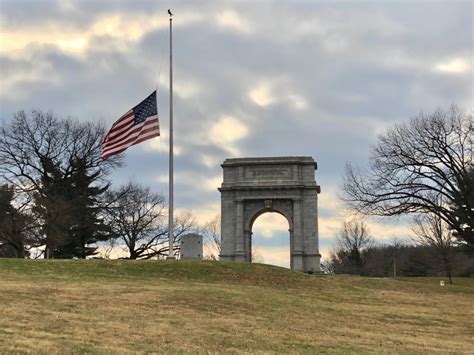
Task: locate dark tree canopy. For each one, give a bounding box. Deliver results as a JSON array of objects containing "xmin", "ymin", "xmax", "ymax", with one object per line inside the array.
[
  {"xmin": 0, "ymin": 110, "xmax": 121, "ymax": 193},
  {"xmin": 343, "ymin": 106, "xmax": 473, "ymax": 249},
  {"xmin": 0, "ymin": 110, "xmax": 122, "ymax": 258},
  {"xmin": 0, "ymin": 184, "xmax": 39, "ymax": 258},
  {"xmin": 33, "ymin": 157, "xmax": 111, "ymax": 258}
]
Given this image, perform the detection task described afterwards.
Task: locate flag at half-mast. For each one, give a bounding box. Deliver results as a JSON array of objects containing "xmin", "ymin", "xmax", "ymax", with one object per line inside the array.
[{"xmin": 102, "ymin": 91, "xmax": 160, "ymax": 159}]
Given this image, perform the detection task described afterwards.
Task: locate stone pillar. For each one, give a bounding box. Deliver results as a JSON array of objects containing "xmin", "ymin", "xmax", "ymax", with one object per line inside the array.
[
  {"xmin": 244, "ymin": 229, "xmax": 252, "ymax": 261},
  {"xmin": 220, "ymin": 195, "xmax": 236, "ymax": 261},
  {"xmin": 301, "ymin": 190, "xmax": 321, "ymax": 273},
  {"xmin": 235, "ymin": 201, "xmax": 245, "ymax": 261},
  {"xmin": 246, "ymin": 230, "xmax": 252, "ymax": 262},
  {"xmin": 292, "ymin": 199, "xmax": 304, "ymax": 271}
]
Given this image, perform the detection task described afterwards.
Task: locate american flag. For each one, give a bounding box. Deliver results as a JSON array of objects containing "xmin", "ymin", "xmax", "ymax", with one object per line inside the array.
[{"xmin": 102, "ymin": 91, "xmax": 160, "ymax": 159}]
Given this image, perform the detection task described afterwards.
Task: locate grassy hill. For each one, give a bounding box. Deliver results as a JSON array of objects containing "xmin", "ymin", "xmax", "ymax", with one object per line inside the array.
[{"xmin": 0, "ymin": 259, "xmax": 473, "ymax": 353}]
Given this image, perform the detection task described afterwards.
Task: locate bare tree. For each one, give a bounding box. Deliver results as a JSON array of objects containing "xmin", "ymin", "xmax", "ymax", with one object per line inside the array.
[
  {"xmin": 202, "ymin": 215, "xmax": 221, "ymax": 260},
  {"xmin": 325, "ymin": 220, "xmax": 374, "ymax": 275},
  {"xmin": 0, "ymin": 110, "xmax": 121, "ymax": 193},
  {"xmin": 342, "ymin": 106, "xmax": 473, "ymax": 249},
  {"xmin": 412, "ymin": 213, "xmax": 456, "ymax": 284},
  {"xmin": 105, "ymin": 182, "xmax": 197, "ymax": 259}
]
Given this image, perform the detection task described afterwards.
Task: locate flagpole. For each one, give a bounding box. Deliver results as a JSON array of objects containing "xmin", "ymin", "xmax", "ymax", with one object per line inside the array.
[{"xmin": 167, "ymin": 11, "xmax": 175, "ymax": 259}]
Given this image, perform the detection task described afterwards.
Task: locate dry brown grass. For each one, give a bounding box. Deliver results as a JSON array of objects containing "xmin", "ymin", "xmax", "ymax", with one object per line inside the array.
[{"xmin": 0, "ymin": 259, "xmax": 473, "ymax": 353}]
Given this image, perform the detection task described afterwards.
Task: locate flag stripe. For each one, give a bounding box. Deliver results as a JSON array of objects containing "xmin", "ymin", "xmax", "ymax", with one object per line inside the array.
[
  {"xmin": 109, "ymin": 111, "xmax": 134, "ymax": 131},
  {"xmin": 102, "ymin": 129, "xmax": 160, "ymax": 158},
  {"xmin": 103, "ymin": 120, "xmax": 159, "ymax": 153},
  {"xmin": 108, "ymin": 115, "xmax": 135, "ymax": 135},
  {"xmin": 106, "ymin": 115, "xmax": 159, "ymax": 145},
  {"xmin": 103, "ymin": 118, "xmax": 158, "ymax": 150},
  {"xmin": 105, "ymin": 119, "xmax": 148, "ymax": 147},
  {"xmin": 104, "ymin": 121, "xmax": 134, "ymax": 142},
  {"xmin": 103, "ymin": 113, "xmax": 135, "ymax": 141},
  {"xmin": 113, "ymin": 110, "xmax": 134, "ymax": 125}
]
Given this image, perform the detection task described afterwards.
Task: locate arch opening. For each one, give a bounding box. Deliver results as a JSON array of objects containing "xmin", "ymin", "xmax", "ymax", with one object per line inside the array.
[{"xmin": 250, "ymin": 211, "xmax": 291, "ymax": 268}]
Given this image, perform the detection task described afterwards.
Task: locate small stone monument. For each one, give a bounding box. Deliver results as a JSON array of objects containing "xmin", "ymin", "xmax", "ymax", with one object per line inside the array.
[{"xmin": 180, "ymin": 233, "xmax": 203, "ymax": 260}]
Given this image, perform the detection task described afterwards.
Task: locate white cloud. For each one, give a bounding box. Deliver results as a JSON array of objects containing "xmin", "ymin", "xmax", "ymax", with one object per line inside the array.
[
  {"xmin": 248, "ymin": 79, "xmax": 308, "ymax": 111},
  {"xmin": 252, "ymin": 212, "xmax": 290, "ymax": 238},
  {"xmin": 176, "ymin": 202, "xmax": 220, "ymax": 225},
  {"xmin": 215, "ymin": 10, "xmax": 251, "ymax": 34},
  {"xmin": 0, "ymin": 11, "xmax": 203, "ymax": 56},
  {"xmin": 434, "ymin": 58, "xmax": 470, "ymax": 74},
  {"xmin": 201, "ymin": 154, "xmax": 221, "ymax": 169},
  {"xmin": 248, "ymin": 81, "xmax": 276, "ymax": 107},
  {"xmin": 208, "ymin": 115, "xmax": 249, "ymax": 156}
]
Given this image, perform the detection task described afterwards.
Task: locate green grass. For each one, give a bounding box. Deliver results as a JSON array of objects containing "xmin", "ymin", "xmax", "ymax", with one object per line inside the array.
[{"xmin": 0, "ymin": 259, "xmax": 473, "ymax": 353}]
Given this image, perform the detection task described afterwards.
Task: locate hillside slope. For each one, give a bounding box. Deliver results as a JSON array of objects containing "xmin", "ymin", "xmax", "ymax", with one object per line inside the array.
[{"xmin": 0, "ymin": 259, "xmax": 473, "ymax": 353}]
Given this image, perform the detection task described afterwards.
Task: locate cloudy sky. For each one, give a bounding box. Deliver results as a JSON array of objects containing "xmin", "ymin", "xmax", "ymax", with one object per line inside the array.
[{"xmin": 0, "ymin": 0, "xmax": 472, "ymax": 267}]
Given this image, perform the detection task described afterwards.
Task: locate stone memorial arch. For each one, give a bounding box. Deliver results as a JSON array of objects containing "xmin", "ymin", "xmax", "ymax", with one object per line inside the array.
[{"xmin": 219, "ymin": 157, "xmax": 321, "ymax": 273}]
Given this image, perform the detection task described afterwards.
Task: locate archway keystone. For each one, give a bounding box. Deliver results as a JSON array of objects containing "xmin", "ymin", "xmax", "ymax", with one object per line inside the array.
[{"xmin": 218, "ymin": 157, "xmax": 321, "ymax": 273}]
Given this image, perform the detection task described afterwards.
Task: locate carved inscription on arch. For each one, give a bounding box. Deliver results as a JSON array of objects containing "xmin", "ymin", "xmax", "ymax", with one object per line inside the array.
[{"xmin": 244, "ymin": 166, "xmax": 292, "ymax": 180}]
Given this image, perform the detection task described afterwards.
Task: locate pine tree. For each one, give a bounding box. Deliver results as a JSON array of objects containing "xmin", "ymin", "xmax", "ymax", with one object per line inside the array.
[
  {"xmin": 67, "ymin": 157, "xmax": 111, "ymax": 258},
  {"xmin": 0, "ymin": 184, "xmax": 37, "ymax": 257},
  {"xmin": 34, "ymin": 156, "xmax": 110, "ymax": 258}
]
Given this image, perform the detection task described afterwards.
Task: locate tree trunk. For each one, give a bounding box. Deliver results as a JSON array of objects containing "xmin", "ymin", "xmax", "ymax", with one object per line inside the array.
[
  {"xmin": 14, "ymin": 243, "xmax": 25, "ymax": 258},
  {"xmin": 442, "ymin": 253, "xmax": 453, "ymax": 285}
]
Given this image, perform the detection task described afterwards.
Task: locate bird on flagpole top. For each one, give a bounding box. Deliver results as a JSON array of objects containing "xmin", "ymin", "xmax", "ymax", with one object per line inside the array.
[{"xmin": 168, "ymin": 9, "xmax": 173, "ymax": 17}]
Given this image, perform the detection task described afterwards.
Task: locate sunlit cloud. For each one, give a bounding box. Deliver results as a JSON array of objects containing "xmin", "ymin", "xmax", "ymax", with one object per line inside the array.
[
  {"xmin": 201, "ymin": 154, "xmax": 221, "ymax": 168},
  {"xmin": 434, "ymin": 58, "xmax": 470, "ymax": 74},
  {"xmin": 252, "ymin": 212, "xmax": 290, "ymax": 238},
  {"xmin": 176, "ymin": 202, "xmax": 220, "ymax": 225},
  {"xmin": 249, "ymin": 81, "xmax": 276, "ymax": 107},
  {"xmin": 215, "ymin": 10, "xmax": 251, "ymax": 34},
  {"xmin": 0, "ymin": 11, "xmax": 202, "ymax": 56},
  {"xmin": 209, "ymin": 115, "xmax": 248, "ymax": 156},
  {"xmin": 248, "ymin": 79, "xmax": 308, "ymax": 110}
]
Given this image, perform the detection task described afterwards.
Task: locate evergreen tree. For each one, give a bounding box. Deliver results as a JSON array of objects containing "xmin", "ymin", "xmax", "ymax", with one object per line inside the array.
[
  {"xmin": 451, "ymin": 167, "xmax": 474, "ymax": 251},
  {"xmin": 0, "ymin": 184, "xmax": 37, "ymax": 257},
  {"xmin": 33, "ymin": 157, "xmax": 110, "ymax": 258},
  {"xmin": 67, "ymin": 157, "xmax": 111, "ymax": 258}
]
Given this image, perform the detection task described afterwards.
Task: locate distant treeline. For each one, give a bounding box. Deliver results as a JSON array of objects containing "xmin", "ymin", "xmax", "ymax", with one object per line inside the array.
[{"xmin": 323, "ymin": 241, "xmax": 474, "ymax": 278}]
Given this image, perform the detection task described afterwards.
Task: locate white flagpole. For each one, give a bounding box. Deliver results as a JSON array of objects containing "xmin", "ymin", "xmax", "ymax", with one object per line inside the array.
[{"xmin": 167, "ymin": 10, "xmax": 175, "ymax": 259}]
